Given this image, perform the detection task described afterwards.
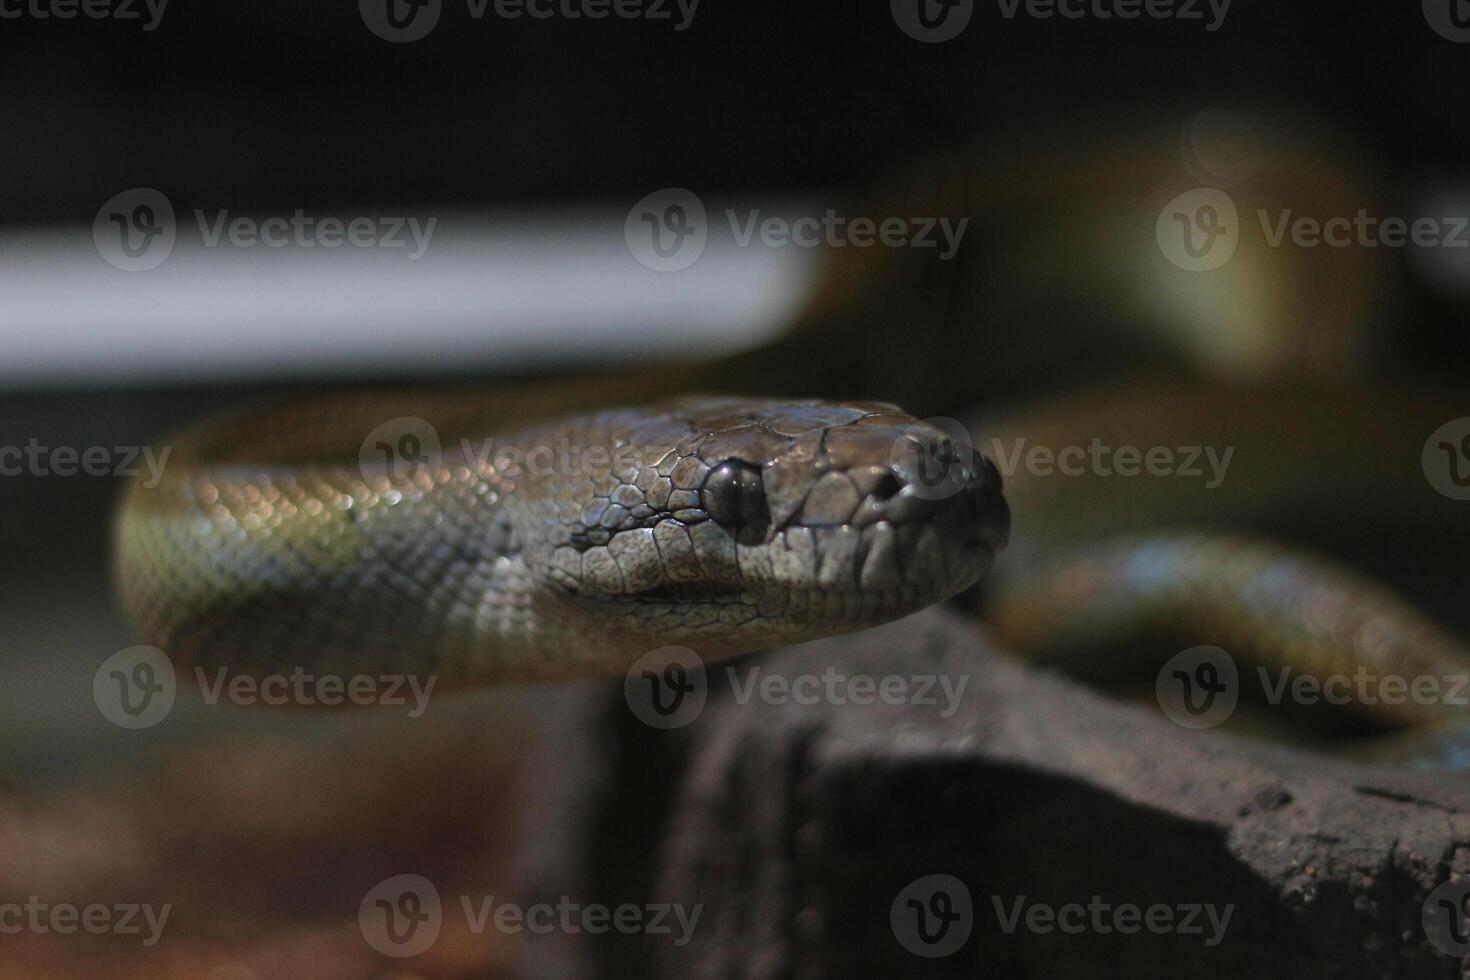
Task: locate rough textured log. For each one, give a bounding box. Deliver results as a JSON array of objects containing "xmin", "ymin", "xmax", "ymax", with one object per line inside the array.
[{"xmin": 520, "ymin": 605, "xmax": 1470, "ymax": 978}]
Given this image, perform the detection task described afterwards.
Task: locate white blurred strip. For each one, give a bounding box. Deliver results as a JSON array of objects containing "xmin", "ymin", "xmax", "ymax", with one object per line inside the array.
[
  {"xmin": 1406, "ymin": 188, "xmax": 1470, "ymax": 297},
  {"xmin": 0, "ymin": 206, "xmax": 819, "ymax": 388}
]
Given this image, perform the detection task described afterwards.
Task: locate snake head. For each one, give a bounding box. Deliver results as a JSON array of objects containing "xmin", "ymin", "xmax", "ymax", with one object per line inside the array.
[{"xmin": 513, "ymin": 397, "xmax": 1010, "ymax": 660}]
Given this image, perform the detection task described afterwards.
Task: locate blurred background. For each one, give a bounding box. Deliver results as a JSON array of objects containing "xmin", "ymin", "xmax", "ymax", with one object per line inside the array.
[{"xmin": 4, "ymin": 1, "xmax": 1470, "ymax": 975}]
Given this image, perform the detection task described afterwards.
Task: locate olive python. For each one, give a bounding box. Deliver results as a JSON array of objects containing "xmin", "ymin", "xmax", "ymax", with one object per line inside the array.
[
  {"xmin": 110, "ymin": 365, "xmax": 1470, "ymax": 767},
  {"xmin": 111, "ymin": 127, "xmax": 1470, "ymax": 765},
  {"xmin": 114, "ymin": 387, "xmax": 1010, "ymax": 683}
]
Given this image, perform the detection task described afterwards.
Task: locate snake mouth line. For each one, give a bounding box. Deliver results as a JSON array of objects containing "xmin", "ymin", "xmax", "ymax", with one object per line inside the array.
[
  {"xmin": 627, "ymin": 580, "xmax": 751, "ymax": 604},
  {"xmin": 618, "ymin": 513, "xmax": 1002, "ymax": 608}
]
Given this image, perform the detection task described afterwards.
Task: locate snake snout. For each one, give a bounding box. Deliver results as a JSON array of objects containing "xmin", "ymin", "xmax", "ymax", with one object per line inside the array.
[
  {"xmin": 961, "ymin": 449, "xmax": 1011, "ymax": 554},
  {"xmin": 877, "ymin": 433, "xmax": 1009, "ymax": 549}
]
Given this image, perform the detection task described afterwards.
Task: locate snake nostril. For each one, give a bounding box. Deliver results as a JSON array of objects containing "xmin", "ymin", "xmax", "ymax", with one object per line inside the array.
[{"xmin": 870, "ymin": 470, "xmax": 902, "ymax": 502}]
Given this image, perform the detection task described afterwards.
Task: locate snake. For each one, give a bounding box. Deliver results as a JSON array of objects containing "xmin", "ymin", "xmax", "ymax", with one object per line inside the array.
[
  {"xmin": 107, "ymin": 127, "xmax": 1470, "ymax": 766},
  {"xmin": 108, "ymin": 361, "xmax": 1470, "ymax": 768},
  {"xmin": 114, "ymin": 386, "xmax": 1010, "ymax": 684}
]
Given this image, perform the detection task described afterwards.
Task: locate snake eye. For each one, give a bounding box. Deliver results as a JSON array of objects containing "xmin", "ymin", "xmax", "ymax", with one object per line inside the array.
[{"xmin": 702, "ymin": 460, "xmax": 768, "ymax": 540}]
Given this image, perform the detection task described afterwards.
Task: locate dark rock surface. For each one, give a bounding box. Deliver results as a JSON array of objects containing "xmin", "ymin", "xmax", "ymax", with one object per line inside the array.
[{"xmin": 520, "ymin": 606, "xmax": 1470, "ymax": 978}]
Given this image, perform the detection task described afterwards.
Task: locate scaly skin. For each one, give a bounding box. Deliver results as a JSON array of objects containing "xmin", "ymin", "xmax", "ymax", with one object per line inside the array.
[{"xmin": 115, "ymin": 392, "xmax": 1009, "ymax": 683}]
